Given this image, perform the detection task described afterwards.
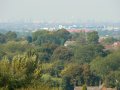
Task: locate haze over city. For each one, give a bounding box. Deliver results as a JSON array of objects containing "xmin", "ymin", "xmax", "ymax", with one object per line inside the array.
[{"xmin": 0, "ymin": 0, "xmax": 120, "ymax": 23}]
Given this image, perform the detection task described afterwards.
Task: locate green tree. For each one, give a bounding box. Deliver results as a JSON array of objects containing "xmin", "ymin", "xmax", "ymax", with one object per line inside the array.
[
  {"xmin": 103, "ymin": 37, "xmax": 118, "ymax": 44},
  {"xmin": 26, "ymin": 36, "xmax": 32, "ymax": 43},
  {"xmin": 34, "ymin": 43, "xmax": 58, "ymax": 62},
  {"xmin": 6, "ymin": 31, "xmax": 17, "ymax": 40},
  {"xmin": 32, "ymin": 30, "xmax": 49, "ymax": 42},
  {"xmin": 55, "ymin": 29, "xmax": 71, "ymax": 44},
  {"xmin": 87, "ymin": 31, "xmax": 99, "ymax": 44},
  {"xmin": 0, "ymin": 33, "xmax": 6, "ymax": 44},
  {"xmin": 73, "ymin": 44, "xmax": 105, "ymax": 63},
  {"xmin": 62, "ymin": 77, "xmax": 74, "ymax": 90},
  {"xmin": 90, "ymin": 50, "xmax": 120, "ymax": 87},
  {"xmin": 52, "ymin": 46, "xmax": 73, "ymax": 61},
  {"xmin": 82, "ymin": 84, "xmax": 87, "ymax": 90},
  {"xmin": 76, "ymin": 32, "xmax": 86, "ymax": 44}
]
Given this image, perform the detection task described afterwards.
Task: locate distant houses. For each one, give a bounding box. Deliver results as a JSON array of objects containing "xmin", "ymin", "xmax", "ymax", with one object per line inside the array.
[
  {"xmin": 104, "ymin": 41, "xmax": 120, "ymax": 50},
  {"xmin": 67, "ymin": 29, "xmax": 91, "ymax": 33},
  {"xmin": 99, "ymin": 36, "xmax": 120, "ymax": 50},
  {"xmin": 64, "ymin": 29, "xmax": 93, "ymax": 46},
  {"xmin": 74, "ymin": 86, "xmax": 116, "ymax": 90},
  {"xmin": 113, "ymin": 41, "xmax": 120, "ymax": 47}
]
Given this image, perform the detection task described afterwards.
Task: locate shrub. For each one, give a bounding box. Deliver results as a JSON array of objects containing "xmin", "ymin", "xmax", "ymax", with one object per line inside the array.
[{"xmin": 82, "ymin": 84, "xmax": 87, "ymax": 90}]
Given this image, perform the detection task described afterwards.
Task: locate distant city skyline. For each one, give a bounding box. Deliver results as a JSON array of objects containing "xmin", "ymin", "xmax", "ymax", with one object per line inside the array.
[{"xmin": 0, "ymin": 0, "xmax": 120, "ymax": 23}]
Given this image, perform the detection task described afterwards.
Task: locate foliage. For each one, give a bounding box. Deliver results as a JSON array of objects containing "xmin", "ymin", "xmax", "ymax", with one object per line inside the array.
[
  {"xmin": 102, "ymin": 37, "xmax": 118, "ymax": 44},
  {"xmin": 73, "ymin": 44, "xmax": 106, "ymax": 63},
  {"xmin": 6, "ymin": 31, "xmax": 17, "ymax": 41},
  {"xmin": 0, "ymin": 40, "xmax": 31, "ymax": 60},
  {"xmin": 32, "ymin": 29, "xmax": 71, "ymax": 45},
  {"xmin": 87, "ymin": 31, "xmax": 99, "ymax": 44},
  {"xmin": 0, "ymin": 54, "xmax": 38, "ymax": 89},
  {"xmin": 26, "ymin": 36, "xmax": 32, "ymax": 43},
  {"xmin": 90, "ymin": 50, "xmax": 120, "ymax": 86},
  {"xmin": 82, "ymin": 84, "xmax": 87, "ymax": 90},
  {"xmin": 0, "ymin": 33, "xmax": 6, "ymax": 43},
  {"xmin": 0, "ymin": 30, "xmax": 119, "ymax": 90},
  {"xmin": 52, "ymin": 46, "xmax": 73, "ymax": 61},
  {"xmin": 62, "ymin": 77, "xmax": 74, "ymax": 90}
]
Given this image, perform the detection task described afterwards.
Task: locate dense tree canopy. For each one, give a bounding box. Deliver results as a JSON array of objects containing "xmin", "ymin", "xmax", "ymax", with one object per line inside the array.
[
  {"xmin": 90, "ymin": 50, "xmax": 120, "ymax": 88},
  {"xmin": 0, "ymin": 33, "xmax": 6, "ymax": 43},
  {"xmin": 6, "ymin": 31, "xmax": 17, "ymax": 40},
  {"xmin": 0, "ymin": 30, "xmax": 119, "ymax": 90},
  {"xmin": 87, "ymin": 31, "xmax": 99, "ymax": 44},
  {"xmin": 73, "ymin": 44, "xmax": 106, "ymax": 63},
  {"xmin": 32, "ymin": 29, "xmax": 71, "ymax": 45}
]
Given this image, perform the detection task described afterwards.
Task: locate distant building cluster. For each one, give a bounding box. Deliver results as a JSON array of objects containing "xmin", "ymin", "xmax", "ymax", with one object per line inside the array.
[
  {"xmin": 67, "ymin": 29, "xmax": 91, "ymax": 33},
  {"xmin": 103, "ymin": 42, "xmax": 120, "ymax": 50},
  {"xmin": 0, "ymin": 23, "xmax": 120, "ymax": 38}
]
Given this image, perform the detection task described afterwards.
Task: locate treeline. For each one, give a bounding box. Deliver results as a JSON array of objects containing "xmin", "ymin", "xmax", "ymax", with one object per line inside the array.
[{"xmin": 0, "ymin": 29, "xmax": 120, "ymax": 90}]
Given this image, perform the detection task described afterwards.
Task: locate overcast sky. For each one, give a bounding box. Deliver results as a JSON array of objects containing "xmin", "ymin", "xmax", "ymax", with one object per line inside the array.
[{"xmin": 0, "ymin": 0, "xmax": 120, "ymax": 23}]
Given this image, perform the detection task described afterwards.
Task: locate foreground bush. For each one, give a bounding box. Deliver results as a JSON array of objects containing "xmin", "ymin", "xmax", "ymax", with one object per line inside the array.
[{"xmin": 82, "ymin": 84, "xmax": 87, "ymax": 90}]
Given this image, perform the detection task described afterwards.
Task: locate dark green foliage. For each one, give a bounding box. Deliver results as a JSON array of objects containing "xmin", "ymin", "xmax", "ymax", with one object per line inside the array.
[
  {"xmin": 55, "ymin": 29, "xmax": 72, "ymax": 45},
  {"xmin": 32, "ymin": 29, "xmax": 71, "ymax": 45},
  {"xmin": 62, "ymin": 77, "xmax": 74, "ymax": 90},
  {"xmin": 32, "ymin": 30, "xmax": 49, "ymax": 41},
  {"xmin": 72, "ymin": 32, "xmax": 86, "ymax": 44},
  {"xmin": 26, "ymin": 36, "xmax": 32, "ymax": 43},
  {"xmin": 0, "ymin": 33, "xmax": 6, "ymax": 43},
  {"xmin": 73, "ymin": 44, "xmax": 105, "ymax": 63},
  {"xmin": 87, "ymin": 31, "xmax": 99, "ymax": 44},
  {"xmin": 35, "ymin": 43, "xmax": 58, "ymax": 62},
  {"xmin": 90, "ymin": 50, "xmax": 120, "ymax": 87},
  {"xmin": 6, "ymin": 31, "xmax": 17, "ymax": 40},
  {"xmin": 32, "ymin": 30, "xmax": 61, "ymax": 45},
  {"xmin": 52, "ymin": 46, "xmax": 73, "ymax": 61}
]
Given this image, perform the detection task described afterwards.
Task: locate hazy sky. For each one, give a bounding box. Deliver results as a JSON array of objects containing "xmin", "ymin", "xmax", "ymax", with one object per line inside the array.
[{"xmin": 0, "ymin": 0, "xmax": 120, "ymax": 22}]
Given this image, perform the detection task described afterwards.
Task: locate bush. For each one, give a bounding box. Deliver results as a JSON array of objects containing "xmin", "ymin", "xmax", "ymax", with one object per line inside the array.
[{"xmin": 82, "ymin": 84, "xmax": 87, "ymax": 90}]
